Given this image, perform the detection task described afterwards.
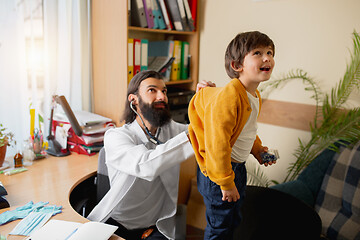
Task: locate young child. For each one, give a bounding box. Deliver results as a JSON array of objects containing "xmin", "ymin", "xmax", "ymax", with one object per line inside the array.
[{"xmin": 188, "ymin": 31, "xmax": 277, "ymax": 239}]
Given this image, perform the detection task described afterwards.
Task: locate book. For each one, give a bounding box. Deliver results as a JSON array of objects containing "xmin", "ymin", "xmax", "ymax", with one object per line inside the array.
[
  {"xmin": 180, "ymin": 41, "xmax": 190, "ymax": 79},
  {"xmin": 158, "ymin": 0, "xmax": 172, "ymax": 30},
  {"xmin": 128, "ymin": 0, "xmax": 131, "ymax": 24},
  {"xmin": 171, "ymin": 40, "xmax": 182, "ymax": 80},
  {"xmin": 148, "ymin": 40, "xmax": 175, "ymax": 80},
  {"xmin": 142, "ymin": 0, "xmax": 154, "ymax": 28},
  {"xmin": 54, "ymin": 110, "xmax": 113, "ymax": 126},
  {"xmin": 130, "ymin": 0, "xmax": 147, "ymax": 28},
  {"xmin": 183, "ymin": 0, "xmax": 195, "ymax": 31},
  {"xmin": 188, "ymin": 0, "xmax": 197, "ymax": 26},
  {"xmin": 128, "ymin": 38, "xmax": 134, "ymax": 83},
  {"xmin": 152, "ymin": 0, "xmax": 166, "ymax": 29},
  {"xmin": 148, "ymin": 56, "xmax": 175, "ymax": 80},
  {"xmin": 133, "ymin": 38, "xmax": 141, "ymax": 76},
  {"xmin": 165, "ymin": 0, "xmax": 183, "ymax": 31},
  {"xmin": 176, "ymin": 0, "xmax": 190, "ymax": 31},
  {"xmin": 68, "ymin": 142, "xmax": 103, "ymax": 156},
  {"xmin": 26, "ymin": 219, "xmax": 118, "ymax": 240},
  {"xmin": 140, "ymin": 39, "xmax": 149, "ymax": 71},
  {"xmin": 52, "ymin": 119, "xmax": 107, "ymax": 146}
]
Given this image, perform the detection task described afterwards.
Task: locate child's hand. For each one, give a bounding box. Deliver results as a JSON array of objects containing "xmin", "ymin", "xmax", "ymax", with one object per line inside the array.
[
  {"xmin": 255, "ymin": 146, "xmax": 277, "ymax": 166},
  {"xmin": 196, "ymin": 80, "xmax": 216, "ymax": 92},
  {"xmin": 221, "ymin": 187, "xmax": 240, "ymax": 202}
]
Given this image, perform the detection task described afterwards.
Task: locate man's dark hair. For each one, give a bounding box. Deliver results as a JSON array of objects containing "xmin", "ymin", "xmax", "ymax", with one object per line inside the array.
[
  {"xmin": 225, "ymin": 31, "xmax": 275, "ymax": 79},
  {"xmin": 122, "ymin": 70, "xmax": 164, "ymax": 123}
]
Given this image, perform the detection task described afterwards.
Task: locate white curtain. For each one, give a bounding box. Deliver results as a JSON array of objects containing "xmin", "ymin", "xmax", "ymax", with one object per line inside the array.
[
  {"xmin": 43, "ymin": 0, "xmax": 92, "ymax": 134},
  {"xmin": 0, "ymin": 0, "xmax": 92, "ymax": 157},
  {"xmin": 0, "ymin": 1, "xmax": 29, "ymax": 156}
]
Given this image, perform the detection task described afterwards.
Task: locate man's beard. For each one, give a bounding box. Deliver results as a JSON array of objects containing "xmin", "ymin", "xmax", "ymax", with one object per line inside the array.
[{"xmin": 138, "ymin": 97, "xmax": 171, "ymax": 128}]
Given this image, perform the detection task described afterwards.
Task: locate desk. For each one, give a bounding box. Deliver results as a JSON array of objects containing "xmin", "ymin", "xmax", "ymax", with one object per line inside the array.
[{"xmin": 0, "ymin": 154, "xmax": 122, "ymax": 240}]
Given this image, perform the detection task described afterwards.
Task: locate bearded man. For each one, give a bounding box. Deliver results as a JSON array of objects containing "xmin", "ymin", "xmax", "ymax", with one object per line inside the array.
[{"xmin": 88, "ymin": 70, "xmax": 214, "ymax": 240}]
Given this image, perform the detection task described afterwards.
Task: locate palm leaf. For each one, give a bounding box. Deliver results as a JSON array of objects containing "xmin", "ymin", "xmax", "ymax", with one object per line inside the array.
[
  {"xmin": 260, "ymin": 31, "xmax": 360, "ymax": 183},
  {"xmin": 246, "ymin": 160, "xmax": 272, "ymax": 187},
  {"xmin": 260, "ymin": 69, "xmax": 324, "ymax": 128},
  {"xmin": 283, "ymin": 31, "xmax": 360, "ymax": 182}
]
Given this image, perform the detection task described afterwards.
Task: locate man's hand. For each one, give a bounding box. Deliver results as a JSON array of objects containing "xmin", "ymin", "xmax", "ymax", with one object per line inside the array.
[
  {"xmin": 196, "ymin": 80, "xmax": 216, "ymax": 92},
  {"xmin": 221, "ymin": 187, "xmax": 240, "ymax": 202}
]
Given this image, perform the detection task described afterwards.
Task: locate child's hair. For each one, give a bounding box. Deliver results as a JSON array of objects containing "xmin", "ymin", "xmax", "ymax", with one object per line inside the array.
[{"xmin": 225, "ymin": 31, "xmax": 275, "ymax": 79}]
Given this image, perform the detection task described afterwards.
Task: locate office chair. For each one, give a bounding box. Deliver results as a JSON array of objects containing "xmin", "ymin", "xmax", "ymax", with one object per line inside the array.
[
  {"xmin": 0, "ymin": 185, "xmax": 9, "ymax": 209},
  {"xmin": 96, "ymin": 147, "xmax": 110, "ymax": 203},
  {"xmin": 69, "ymin": 148, "xmax": 108, "ymax": 217}
]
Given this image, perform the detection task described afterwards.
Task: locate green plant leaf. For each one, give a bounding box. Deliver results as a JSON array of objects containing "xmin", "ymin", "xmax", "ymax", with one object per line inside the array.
[{"xmin": 262, "ymin": 31, "xmax": 360, "ymax": 183}]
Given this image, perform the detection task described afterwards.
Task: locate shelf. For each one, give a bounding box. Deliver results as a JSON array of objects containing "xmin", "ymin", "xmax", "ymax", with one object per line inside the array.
[
  {"xmin": 128, "ymin": 26, "xmax": 196, "ymax": 35},
  {"xmin": 165, "ymin": 79, "xmax": 193, "ymax": 85},
  {"xmin": 92, "ymin": 0, "xmax": 199, "ymax": 126}
]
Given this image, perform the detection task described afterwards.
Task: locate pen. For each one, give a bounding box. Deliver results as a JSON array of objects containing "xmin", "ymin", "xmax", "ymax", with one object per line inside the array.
[
  {"xmin": 2, "ymin": 167, "xmax": 28, "ymax": 176},
  {"xmin": 0, "ymin": 167, "xmax": 21, "ymax": 174},
  {"xmin": 64, "ymin": 228, "xmax": 78, "ymax": 240}
]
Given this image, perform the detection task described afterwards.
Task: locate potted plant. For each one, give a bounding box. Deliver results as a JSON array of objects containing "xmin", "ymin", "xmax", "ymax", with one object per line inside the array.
[{"xmin": 0, "ymin": 124, "xmax": 15, "ymax": 167}]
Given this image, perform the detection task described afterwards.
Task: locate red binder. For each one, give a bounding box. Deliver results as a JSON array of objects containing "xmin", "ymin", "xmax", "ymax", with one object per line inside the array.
[
  {"xmin": 188, "ymin": 0, "xmax": 197, "ymax": 27},
  {"xmin": 133, "ymin": 38, "xmax": 141, "ymax": 76},
  {"xmin": 52, "ymin": 120, "xmax": 105, "ymax": 146},
  {"xmin": 67, "ymin": 142, "xmax": 98, "ymax": 156}
]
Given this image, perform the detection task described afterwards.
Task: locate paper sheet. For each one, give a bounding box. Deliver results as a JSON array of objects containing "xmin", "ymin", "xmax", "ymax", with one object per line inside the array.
[{"xmin": 26, "ymin": 220, "xmax": 118, "ymax": 240}]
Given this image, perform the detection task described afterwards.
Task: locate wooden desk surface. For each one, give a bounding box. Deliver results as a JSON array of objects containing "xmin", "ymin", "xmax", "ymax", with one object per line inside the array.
[{"xmin": 0, "ymin": 153, "xmax": 122, "ymax": 240}]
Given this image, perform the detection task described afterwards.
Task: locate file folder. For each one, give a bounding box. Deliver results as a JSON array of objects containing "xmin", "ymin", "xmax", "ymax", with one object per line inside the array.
[
  {"xmin": 151, "ymin": 0, "xmax": 159, "ymax": 29},
  {"xmin": 165, "ymin": 0, "xmax": 183, "ymax": 31},
  {"xmin": 183, "ymin": 0, "xmax": 195, "ymax": 31},
  {"xmin": 158, "ymin": 0, "xmax": 172, "ymax": 30},
  {"xmin": 128, "ymin": 38, "xmax": 134, "ymax": 83},
  {"xmin": 133, "ymin": 38, "xmax": 141, "ymax": 76},
  {"xmin": 180, "ymin": 41, "xmax": 189, "ymax": 79},
  {"xmin": 149, "ymin": 40, "xmax": 175, "ymax": 81},
  {"xmin": 176, "ymin": 0, "xmax": 190, "ymax": 31},
  {"xmin": 143, "ymin": 0, "xmax": 154, "ymax": 28},
  {"xmin": 152, "ymin": 0, "xmax": 166, "ymax": 29},
  {"xmin": 148, "ymin": 56, "xmax": 175, "ymax": 80},
  {"xmin": 171, "ymin": 40, "xmax": 182, "ymax": 80},
  {"xmin": 128, "ymin": 0, "xmax": 131, "ymax": 25},
  {"xmin": 141, "ymin": 39, "xmax": 149, "ymax": 71},
  {"xmin": 130, "ymin": 0, "xmax": 148, "ymax": 28},
  {"xmin": 188, "ymin": 0, "xmax": 197, "ymax": 26}
]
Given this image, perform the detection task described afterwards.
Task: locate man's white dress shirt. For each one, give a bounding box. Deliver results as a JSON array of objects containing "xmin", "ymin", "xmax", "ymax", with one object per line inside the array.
[{"xmin": 87, "ymin": 120, "xmax": 193, "ymax": 239}]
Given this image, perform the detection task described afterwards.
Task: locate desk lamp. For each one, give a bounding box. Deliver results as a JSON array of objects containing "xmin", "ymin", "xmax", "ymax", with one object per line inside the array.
[{"xmin": 46, "ymin": 95, "xmax": 83, "ymax": 156}]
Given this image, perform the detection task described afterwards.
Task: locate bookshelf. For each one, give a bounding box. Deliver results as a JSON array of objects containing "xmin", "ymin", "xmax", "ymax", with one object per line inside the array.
[{"xmin": 91, "ymin": 0, "xmax": 200, "ymax": 126}]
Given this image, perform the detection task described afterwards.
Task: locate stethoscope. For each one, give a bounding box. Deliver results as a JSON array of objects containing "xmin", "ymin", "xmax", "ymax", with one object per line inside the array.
[{"xmin": 130, "ymin": 101, "xmax": 163, "ymax": 145}]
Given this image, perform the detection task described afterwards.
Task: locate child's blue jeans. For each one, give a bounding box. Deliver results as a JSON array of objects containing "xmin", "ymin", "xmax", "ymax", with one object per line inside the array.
[{"xmin": 197, "ymin": 162, "xmax": 247, "ymax": 240}]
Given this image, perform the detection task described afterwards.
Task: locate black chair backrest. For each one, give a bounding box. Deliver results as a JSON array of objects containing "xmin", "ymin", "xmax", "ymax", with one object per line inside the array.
[{"xmin": 96, "ymin": 147, "xmax": 110, "ymax": 203}]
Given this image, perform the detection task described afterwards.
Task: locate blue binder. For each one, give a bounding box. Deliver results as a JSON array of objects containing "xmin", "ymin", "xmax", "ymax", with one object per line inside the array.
[
  {"xmin": 148, "ymin": 40, "xmax": 175, "ymax": 80},
  {"xmin": 153, "ymin": 0, "xmax": 166, "ymax": 29}
]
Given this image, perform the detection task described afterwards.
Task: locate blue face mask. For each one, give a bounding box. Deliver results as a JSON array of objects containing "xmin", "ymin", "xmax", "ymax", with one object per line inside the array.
[
  {"xmin": 0, "ymin": 201, "xmax": 48, "ymax": 225},
  {"xmin": 9, "ymin": 211, "xmax": 53, "ymax": 236},
  {"xmin": 0, "ymin": 201, "xmax": 62, "ymax": 236},
  {"xmin": 0, "ymin": 201, "xmax": 62, "ymax": 226},
  {"xmin": 9, "ymin": 204, "xmax": 62, "ymax": 236}
]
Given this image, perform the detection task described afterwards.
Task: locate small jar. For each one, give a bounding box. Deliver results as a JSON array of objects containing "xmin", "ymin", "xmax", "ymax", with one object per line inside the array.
[
  {"xmin": 14, "ymin": 152, "xmax": 23, "ymax": 168},
  {"xmin": 14, "ymin": 144, "xmax": 23, "ymax": 168}
]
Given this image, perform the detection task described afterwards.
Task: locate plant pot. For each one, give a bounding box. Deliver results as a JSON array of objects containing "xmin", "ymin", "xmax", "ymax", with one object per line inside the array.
[{"xmin": 0, "ymin": 144, "xmax": 7, "ymax": 167}]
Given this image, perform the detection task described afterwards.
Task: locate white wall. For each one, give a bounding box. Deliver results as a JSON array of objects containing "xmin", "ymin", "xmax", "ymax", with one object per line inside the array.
[{"xmin": 198, "ymin": 0, "xmax": 360, "ymax": 183}]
